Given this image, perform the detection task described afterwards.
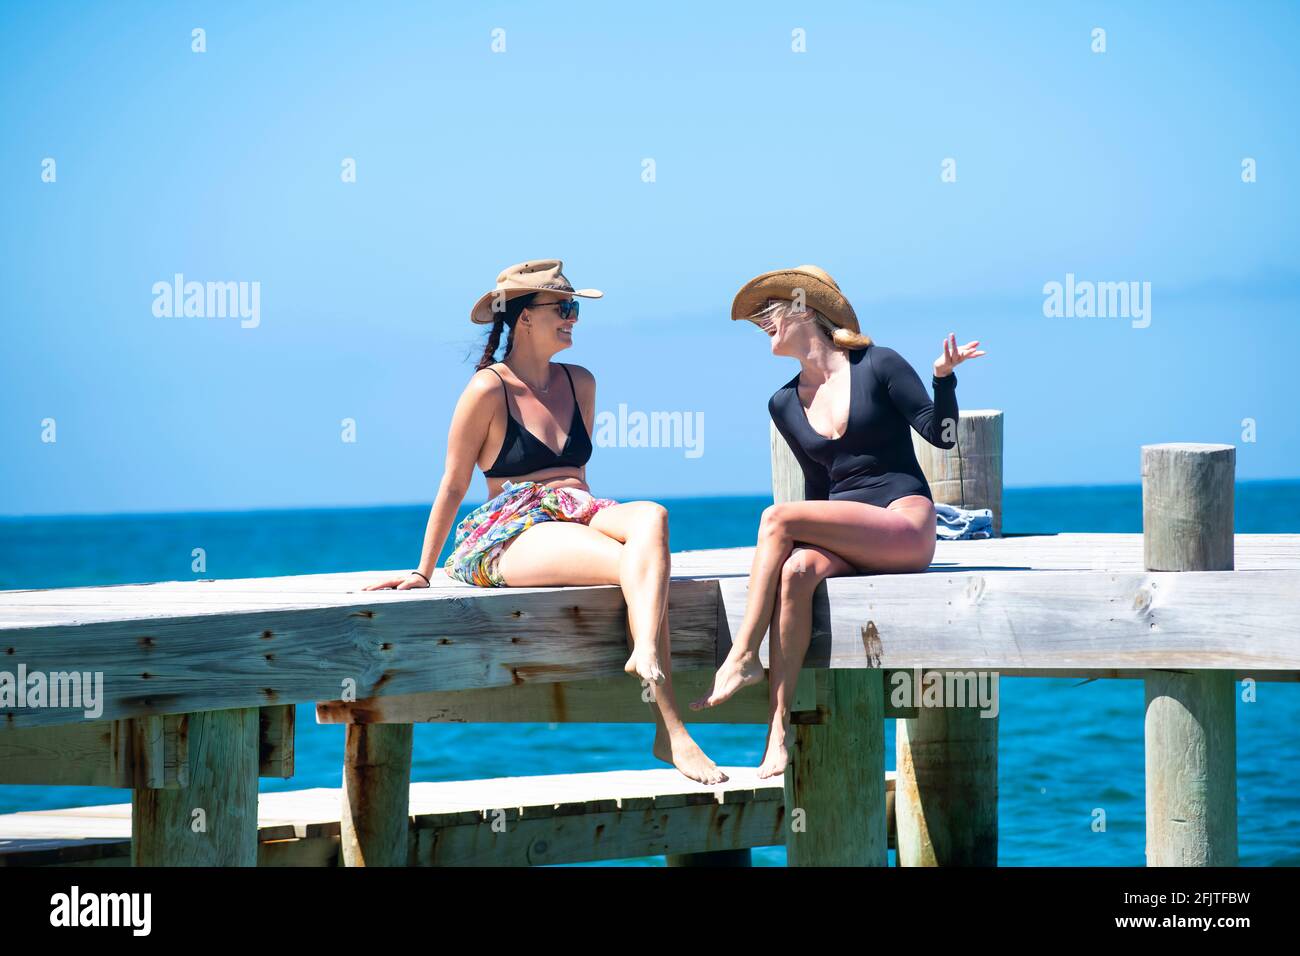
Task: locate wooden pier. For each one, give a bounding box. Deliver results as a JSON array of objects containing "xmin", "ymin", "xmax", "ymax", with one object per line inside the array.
[{"xmin": 1, "ymin": 413, "xmax": 1296, "ymax": 866}]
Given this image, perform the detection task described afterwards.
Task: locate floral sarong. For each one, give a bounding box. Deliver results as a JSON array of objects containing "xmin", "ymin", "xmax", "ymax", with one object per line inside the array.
[{"xmin": 444, "ymin": 481, "xmax": 618, "ymax": 587}]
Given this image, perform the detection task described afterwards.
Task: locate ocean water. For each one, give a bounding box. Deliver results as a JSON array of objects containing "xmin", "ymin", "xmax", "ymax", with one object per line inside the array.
[{"xmin": 2, "ymin": 480, "xmax": 1298, "ymax": 866}]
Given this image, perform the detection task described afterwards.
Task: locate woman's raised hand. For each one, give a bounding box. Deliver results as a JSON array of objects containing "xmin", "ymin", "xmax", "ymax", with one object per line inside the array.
[
  {"xmin": 933, "ymin": 332, "xmax": 985, "ymax": 378},
  {"xmin": 363, "ymin": 572, "xmax": 432, "ymax": 591}
]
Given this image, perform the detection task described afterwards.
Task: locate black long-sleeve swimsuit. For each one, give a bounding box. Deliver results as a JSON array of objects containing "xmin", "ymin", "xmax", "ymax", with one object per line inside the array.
[{"xmin": 768, "ymin": 344, "xmax": 958, "ymax": 507}]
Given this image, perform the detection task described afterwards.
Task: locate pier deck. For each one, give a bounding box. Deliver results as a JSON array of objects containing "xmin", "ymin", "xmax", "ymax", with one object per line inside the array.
[
  {"xmin": 1, "ymin": 533, "xmax": 1296, "ymax": 733},
  {"xmin": 2, "ymin": 430, "xmax": 1297, "ymax": 867}
]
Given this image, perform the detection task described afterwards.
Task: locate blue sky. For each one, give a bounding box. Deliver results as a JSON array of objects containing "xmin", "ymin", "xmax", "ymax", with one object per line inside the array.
[{"xmin": 2, "ymin": 0, "xmax": 1297, "ymax": 515}]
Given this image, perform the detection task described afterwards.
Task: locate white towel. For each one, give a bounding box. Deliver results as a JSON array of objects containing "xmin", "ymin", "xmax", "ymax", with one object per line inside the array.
[{"xmin": 934, "ymin": 502, "xmax": 994, "ymax": 540}]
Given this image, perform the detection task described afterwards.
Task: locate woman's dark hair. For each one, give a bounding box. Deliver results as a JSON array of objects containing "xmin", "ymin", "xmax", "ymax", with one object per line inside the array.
[{"xmin": 475, "ymin": 292, "xmax": 537, "ymax": 371}]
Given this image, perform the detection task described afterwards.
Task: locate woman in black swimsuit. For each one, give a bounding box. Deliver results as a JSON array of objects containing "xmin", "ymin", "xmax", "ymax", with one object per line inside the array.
[
  {"xmin": 366, "ymin": 260, "xmax": 725, "ymax": 785},
  {"xmin": 692, "ymin": 266, "xmax": 985, "ymax": 778}
]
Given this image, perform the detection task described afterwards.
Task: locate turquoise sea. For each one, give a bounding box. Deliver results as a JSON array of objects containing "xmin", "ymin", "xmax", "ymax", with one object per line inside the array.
[{"xmin": 2, "ymin": 480, "xmax": 1298, "ymax": 866}]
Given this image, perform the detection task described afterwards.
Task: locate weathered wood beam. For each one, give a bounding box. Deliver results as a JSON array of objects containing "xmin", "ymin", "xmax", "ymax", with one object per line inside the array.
[
  {"xmin": 0, "ymin": 715, "xmax": 184, "ymax": 789},
  {"xmin": 315, "ymin": 670, "xmax": 823, "ymax": 725},
  {"xmin": 0, "ymin": 705, "xmax": 293, "ymax": 786},
  {"xmin": 131, "ymin": 707, "xmax": 260, "ymax": 866},
  {"xmin": 340, "ymin": 723, "xmax": 413, "ymax": 867},
  {"xmin": 721, "ymin": 569, "xmax": 1300, "ymax": 672},
  {"xmin": 783, "ymin": 670, "xmax": 888, "ymax": 866},
  {"xmin": 1142, "ymin": 443, "xmax": 1238, "ymax": 867},
  {"xmin": 0, "ymin": 580, "xmax": 721, "ymax": 730}
]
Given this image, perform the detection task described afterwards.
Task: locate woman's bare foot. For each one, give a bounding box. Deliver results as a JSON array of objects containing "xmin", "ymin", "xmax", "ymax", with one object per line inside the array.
[
  {"xmin": 756, "ymin": 717, "xmax": 791, "ymax": 779},
  {"xmin": 653, "ymin": 727, "xmax": 728, "ymax": 785},
  {"xmin": 690, "ymin": 651, "xmax": 764, "ymax": 710},
  {"xmin": 624, "ymin": 645, "xmax": 665, "ymax": 685}
]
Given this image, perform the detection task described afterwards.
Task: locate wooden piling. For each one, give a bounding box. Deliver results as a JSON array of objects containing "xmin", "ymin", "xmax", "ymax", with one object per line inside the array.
[
  {"xmin": 341, "ymin": 723, "xmax": 413, "ymax": 866},
  {"xmin": 895, "ymin": 690, "xmax": 998, "ymax": 866},
  {"xmin": 896, "ymin": 409, "xmax": 1003, "ymax": 865},
  {"xmin": 1142, "ymin": 442, "xmax": 1238, "ymax": 866},
  {"xmin": 911, "ymin": 408, "xmax": 1004, "ymax": 536},
  {"xmin": 784, "ymin": 669, "xmax": 888, "ymax": 865},
  {"xmin": 131, "ymin": 708, "xmax": 259, "ymax": 866},
  {"xmin": 771, "ymin": 422, "xmax": 888, "ymax": 867}
]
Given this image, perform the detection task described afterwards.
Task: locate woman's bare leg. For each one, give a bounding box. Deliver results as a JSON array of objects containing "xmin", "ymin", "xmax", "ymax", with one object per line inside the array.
[
  {"xmin": 588, "ymin": 501, "xmax": 672, "ymax": 684},
  {"xmin": 694, "ymin": 497, "xmax": 936, "ymax": 710},
  {"xmin": 497, "ymin": 508, "xmax": 727, "ymax": 784},
  {"xmin": 758, "ymin": 545, "xmax": 855, "ymax": 778}
]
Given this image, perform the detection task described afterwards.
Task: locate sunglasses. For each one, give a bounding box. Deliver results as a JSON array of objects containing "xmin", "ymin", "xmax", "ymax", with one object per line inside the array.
[{"xmin": 527, "ymin": 299, "xmax": 580, "ymax": 320}]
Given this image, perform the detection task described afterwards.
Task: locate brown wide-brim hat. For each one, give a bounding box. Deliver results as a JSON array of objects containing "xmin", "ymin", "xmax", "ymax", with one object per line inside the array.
[
  {"xmin": 730, "ymin": 264, "xmax": 860, "ymax": 333},
  {"xmin": 471, "ymin": 259, "xmax": 603, "ymax": 325}
]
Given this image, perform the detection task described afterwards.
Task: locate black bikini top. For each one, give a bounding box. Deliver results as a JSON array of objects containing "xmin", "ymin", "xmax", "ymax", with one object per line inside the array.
[{"xmin": 483, "ymin": 364, "xmax": 594, "ymax": 478}]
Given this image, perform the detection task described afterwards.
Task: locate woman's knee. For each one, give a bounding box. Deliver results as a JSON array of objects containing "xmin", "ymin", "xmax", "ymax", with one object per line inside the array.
[
  {"xmin": 629, "ymin": 501, "xmax": 669, "ymax": 541},
  {"xmin": 759, "ymin": 504, "xmax": 793, "ymax": 546},
  {"xmin": 779, "ymin": 549, "xmax": 826, "ymax": 598}
]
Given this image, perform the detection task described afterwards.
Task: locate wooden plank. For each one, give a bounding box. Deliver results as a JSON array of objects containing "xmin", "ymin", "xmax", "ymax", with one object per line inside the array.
[
  {"xmin": 0, "ymin": 716, "xmax": 186, "ymax": 788},
  {"xmin": 315, "ymin": 670, "xmax": 821, "ymax": 725},
  {"xmin": 719, "ymin": 569, "xmax": 1300, "ymax": 672},
  {"xmin": 2, "ymin": 534, "xmax": 1296, "ymax": 629},
  {"xmin": 0, "ymin": 709, "xmax": 292, "ymax": 784},
  {"xmin": 0, "ymin": 771, "xmax": 899, "ymax": 867},
  {"xmin": 0, "ymin": 579, "xmax": 721, "ymax": 730}
]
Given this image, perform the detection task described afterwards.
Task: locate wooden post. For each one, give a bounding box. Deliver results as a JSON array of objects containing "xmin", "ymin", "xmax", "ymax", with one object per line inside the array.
[
  {"xmin": 895, "ymin": 688, "xmax": 998, "ymax": 865},
  {"xmin": 1142, "ymin": 442, "xmax": 1237, "ymax": 866},
  {"xmin": 131, "ymin": 708, "xmax": 260, "ymax": 866},
  {"xmin": 784, "ymin": 670, "xmax": 888, "ymax": 865},
  {"xmin": 911, "ymin": 408, "xmax": 1003, "ymax": 536},
  {"xmin": 771, "ymin": 422, "xmax": 888, "ymax": 867},
  {"xmin": 666, "ymin": 849, "xmax": 752, "ymax": 867},
  {"xmin": 896, "ymin": 409, "xmax": 1002, "ymax": 866},
  {"xmin": 341, "ymin": 723, "xmax": 413, "ymax": 866}
]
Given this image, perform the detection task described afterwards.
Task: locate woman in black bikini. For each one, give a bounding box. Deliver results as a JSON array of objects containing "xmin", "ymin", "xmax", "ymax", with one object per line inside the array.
[
  {"xmin": 692, "ymin": 265, "xmax": 986, "ymax": 778},
  {"xmin": 365, "ymin": 260, "xmax": 725, "ymax": 785}
]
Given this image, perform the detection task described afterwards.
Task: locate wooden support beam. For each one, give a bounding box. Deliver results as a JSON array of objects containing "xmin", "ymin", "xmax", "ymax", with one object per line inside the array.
[
  {"xmin": 1142, "ymin": 443, "xmax": 1238, "ymax": 867},
  {"xmin": 0, "ymin": 706, "xmax": 293, "ymax": 786},
  {"xmin": 131, "ymin": 707, "xmax": 260, "ymax": 866},
  {"xmin": 258, "ymin": 704, "xmax": 295, "ymax": 778},
  {"xmin": 0, "ymin": 715, "xmax": 186, "ymax": 789},
  {"xmin": 783, "ymin": 670, "xmax": 888, "ymax": 866},
  {"xmin": 340, "ymin": 723, "xmax": 413, "ymax": 866},
  {"xmin": 316, "ymin": 670, "xmax": 823, "ymax": 725}
]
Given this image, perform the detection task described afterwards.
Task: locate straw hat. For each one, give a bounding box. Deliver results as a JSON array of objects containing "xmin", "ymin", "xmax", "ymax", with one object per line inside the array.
[
  {"xmin": 470, "ymin": 259, "xmax": 603, "ymax": 325},
  {"xmin": 730, "ymin": 265, "xmax": 866, "ymax": 343}
]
